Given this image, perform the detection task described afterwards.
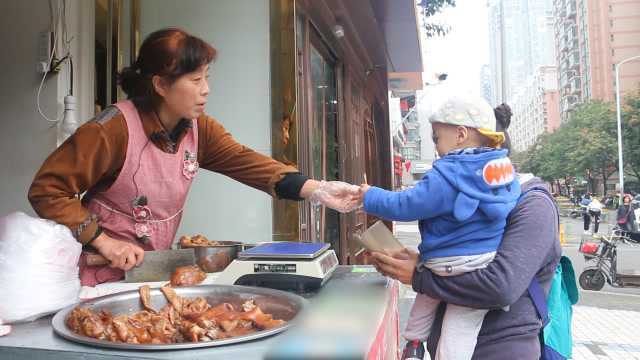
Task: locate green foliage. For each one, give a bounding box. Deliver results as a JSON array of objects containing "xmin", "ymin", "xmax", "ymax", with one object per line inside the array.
[
  {"xmin": 417, "ymin": 0, "xmax": 456, "ymax": 37},
  {"xmin": 516, "ymin": 96, "xmax": 640, "ymax": 195},
  {"xmin": 623, "ymin": 89, "xmax": 640, "ymax": 181}
]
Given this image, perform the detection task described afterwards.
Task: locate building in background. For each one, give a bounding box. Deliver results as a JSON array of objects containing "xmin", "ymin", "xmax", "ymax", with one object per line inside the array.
[
  {"xmin": 487, "ymin": 0, "xmax": 505, "ymax": 105},
  {"xmin": 480, "ymin": 64, "xmax": 495, "ymax": 105},
  {"xmin": 391, "ymin": 93, "xmax": 424, "ymax": 187},
  {"xmin": 554, "ymin": 0, "xmax": 640, "ymax": 122},
  {"xmin": 554, "ymin": 0, "xmax": 583, "ymax": 122},
  {"xmin": 511, "ymin": 66, "xmax": 561, "ymax": 152},
  {"xmin": 580, "ymin": 0, "xmax": 640, "ymax": 101},
  {"xmin": 501, "ymin": 0, "xmax": 532, "ymax": 102},
  {"xmin": 528, "ymin": 0, "xmax": 557, "ymax": 67},
  {"xmin": 489, "ymin": 0, "xmax": 557, "ymax": 151}
]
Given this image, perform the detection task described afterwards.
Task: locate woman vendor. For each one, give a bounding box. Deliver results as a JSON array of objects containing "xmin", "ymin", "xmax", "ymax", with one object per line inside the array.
[{"xmin": 28, "ymin": 28, "xmax": 360, "ymax": 286}]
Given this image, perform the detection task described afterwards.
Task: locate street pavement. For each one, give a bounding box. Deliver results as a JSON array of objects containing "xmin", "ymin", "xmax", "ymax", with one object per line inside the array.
[{"xmin": 393, "ymin": 217, "xmax": 640, "ymax": 359}]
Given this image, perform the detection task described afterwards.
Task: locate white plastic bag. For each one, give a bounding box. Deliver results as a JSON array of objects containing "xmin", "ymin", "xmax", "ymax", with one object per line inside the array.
[{"xmin": 0, "ymin": 212, "xmax": 81, "ymax": 324}]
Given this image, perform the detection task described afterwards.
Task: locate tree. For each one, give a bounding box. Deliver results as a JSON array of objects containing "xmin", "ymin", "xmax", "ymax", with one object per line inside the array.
[
  {"xmin": 622, "ymin": 88, "xmax": 640, "ymax": 183},
  {"xmin": 568, "ymin": 101, "xmax": 618, "ymax": 195},
  {"xmin": 417, "ymin": 0, "xmax": 456, "ymax": 37},
  {"xmin": 519, "ymin": 130, "xmax": 574, "ymax": 194},
  {"xmin": 516, "ymin": 100, "xmax": 621, "ymax": 196}
]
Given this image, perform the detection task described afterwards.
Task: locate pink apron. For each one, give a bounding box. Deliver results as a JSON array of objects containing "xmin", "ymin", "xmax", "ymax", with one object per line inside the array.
[{"xmin": 80, "ymin": 100, "xmax": 199, "ymax": 286}]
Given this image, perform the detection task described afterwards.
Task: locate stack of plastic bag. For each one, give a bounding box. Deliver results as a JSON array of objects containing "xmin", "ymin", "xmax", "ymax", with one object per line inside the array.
[{"xmin": 0, "ymin": 212, "xmax": 81, "ymax": 329}]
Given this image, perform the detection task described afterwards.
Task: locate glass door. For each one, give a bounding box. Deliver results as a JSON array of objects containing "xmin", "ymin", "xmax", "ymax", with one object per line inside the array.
[{"xmin": 308, "ymin": 29, "xmax": 340, "ymax": 255}]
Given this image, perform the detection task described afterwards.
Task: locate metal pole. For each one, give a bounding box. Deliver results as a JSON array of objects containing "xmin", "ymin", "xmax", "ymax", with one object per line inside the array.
[
  {"xmin": 499, "ymin": 0, "xmax": 506, "ymax": 103},
  {"xmin": 614, "ymin": 54, "xmax": 640, "ymax": 198}
]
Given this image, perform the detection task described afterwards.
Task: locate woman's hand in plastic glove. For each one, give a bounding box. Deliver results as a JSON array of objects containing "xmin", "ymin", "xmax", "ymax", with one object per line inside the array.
[
  {"xmin": 92, "ymin": 233, "xmax": 145, "ymax": 271},
  {"xmin": 309, "ymin": 180, "xmax": 362, "ymax": 213}
]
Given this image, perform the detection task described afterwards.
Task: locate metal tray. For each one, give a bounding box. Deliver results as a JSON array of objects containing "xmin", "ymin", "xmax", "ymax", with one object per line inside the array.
[{"xmin": 52, "ymin": 285, "xmax": 307, "ymax": 350}]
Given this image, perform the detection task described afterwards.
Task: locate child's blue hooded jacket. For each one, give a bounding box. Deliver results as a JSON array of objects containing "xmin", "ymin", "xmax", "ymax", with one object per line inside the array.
[{"xmin": 363, "ymin": 148, "xmax": 521, "ymax": 261}]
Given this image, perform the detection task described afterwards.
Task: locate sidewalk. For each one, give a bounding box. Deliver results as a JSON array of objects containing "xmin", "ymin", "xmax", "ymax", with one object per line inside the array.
[{"xmin": 393, "ymin": 222, "xmax": 640, "ymax": 360}]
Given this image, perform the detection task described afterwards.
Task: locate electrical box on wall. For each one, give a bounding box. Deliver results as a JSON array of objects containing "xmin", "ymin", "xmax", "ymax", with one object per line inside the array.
[
  {"xmin": 37, "ymin": 31, "xmax": 63, "ymax": 74},
  {"xmin": 37, "ymin": 31, "xmax": 53, "ymax": 73}
]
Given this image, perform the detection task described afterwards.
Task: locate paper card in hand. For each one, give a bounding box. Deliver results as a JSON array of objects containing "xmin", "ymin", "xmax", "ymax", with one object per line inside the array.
[{"xmin": 355, "ymin": 220, "xmax": 404, "ymax": 253}]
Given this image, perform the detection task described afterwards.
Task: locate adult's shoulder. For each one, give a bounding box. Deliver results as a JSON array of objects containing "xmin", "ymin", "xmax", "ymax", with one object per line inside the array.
[
  {"xmin": 83, "ymin": 105, "xmax": 126, "ymax": 139},
  {"xmin": 196, "ymin": 113, "xmax": 227, "ymax": 134},
  {"xmin": 510, "ymin": 178, "xmax": 558, "ymax": 224}
]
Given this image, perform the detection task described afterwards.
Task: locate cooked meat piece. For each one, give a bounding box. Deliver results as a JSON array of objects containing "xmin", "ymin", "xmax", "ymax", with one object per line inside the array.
[
  {"xmin": 81, "ymin": 315, "xmax": 106, "ymax": 339},
  {"xmin": 127, "ymin": 317, "xmax": 152, "ymax": 344},
  {"xmin": 254, "ymin": 317, "xmax": 286, "ymax": 330},
  {"xmin": 66, "ymin": 307, "xmax": 106, "ymax": 340},
  {"xmin": 148, "ymin": 316, "xmax": 177, "ymax": 344},
  {"xmin": 65, "ymin": 307, "xmax": 85, "ymax": 333},
  {"xmin": 179, "ymin": 234, "xmax": 221, "ymax": 247},
  {"xmin": 191, "ymin": 235, "xmax": 209, "ymax": 245},
  {"xmin": 219, "ymin": 319, "xmax": 239, "ymax": 332},
  {"xmin": 170, "ymin": 265, "xmax": 207, "ymax": 287},
  {"xmin": 180, "ymin": 320, "xmax": 206, "ymax": 342},
  {"xmin": 242, "ymin": 300, "xmax": 256, "ymax": 312},
  {"xmin": 224, "ymin": 326, "xmax": 256, "ymax": 338},
  {"xmin": 205, "ymin": 328, "xmax": 220, "ymax": 340},
  {"xmin": 66, "ymin": 285, "xmax": 287, "ymax": 344},
  {"xmin": 139, "ymin": 285, "xmax": 157, "ymax": 313},
  {"xmin": 178, "ymin": 236, "xmax": 191, "ymax": 248},
  {"xmin": 240, "ymin": 306, "xmax": 286, "ymax": 329},
  {"xmin": 112, "ymin": 315, "xmax": 133, "ymax": 343},
  {"xmin": 182, "ymin": 297, "xmax": 210, "ymax": 320},
  {"xmin": 160, "ymin": 285, "xmax": 183, "ymax": 313}
]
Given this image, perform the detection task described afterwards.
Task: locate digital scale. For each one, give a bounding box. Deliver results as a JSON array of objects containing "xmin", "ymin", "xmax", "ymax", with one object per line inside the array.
[{"xmin": 214, "ymin": 242, "xmax": 339, "ymax": 292}]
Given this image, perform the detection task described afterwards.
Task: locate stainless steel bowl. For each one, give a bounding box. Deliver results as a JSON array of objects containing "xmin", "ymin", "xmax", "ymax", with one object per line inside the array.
[
  {"xmin": 192, "ymin": 241, "xmax": 242, "ymax": 273},
  {"xmin": 51, "ymin": 285, "xmax": 307, "ymax": 350},
  {"xmin": 239, "ymin": 241, "xmax": 273, "ymax": 252}
]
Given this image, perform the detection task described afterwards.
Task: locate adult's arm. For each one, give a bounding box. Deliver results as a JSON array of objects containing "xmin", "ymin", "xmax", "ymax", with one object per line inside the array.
[
  {"xmin": 412, "ymin": 191, "xmax": 558, "ymax": 308},
  {"xmin": 197, "ymin": 115, "xmax": 301, "ymax": 197},
  {"xmin": 28, "ymin": 109, "xmax": 126, "ymax": 244}
]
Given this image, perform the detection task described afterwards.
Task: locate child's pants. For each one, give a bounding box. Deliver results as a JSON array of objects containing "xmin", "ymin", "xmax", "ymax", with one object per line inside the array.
[
  {"xmin": 404, "ymin": 293, "xmax": 488, "ymax": 360},
  {"xmin": 404, "ymin": 251, "xmax": 496, "ymax": 360}
]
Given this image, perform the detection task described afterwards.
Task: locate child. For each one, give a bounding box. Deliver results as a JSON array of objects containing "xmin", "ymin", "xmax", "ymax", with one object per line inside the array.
[{"xmin": 361, "ymin": 96, "xmax": 521, "ymax": 360}]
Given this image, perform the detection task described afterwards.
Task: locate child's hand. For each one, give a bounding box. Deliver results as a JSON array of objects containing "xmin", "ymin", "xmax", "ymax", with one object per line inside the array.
[
  {"xmin": 309, "ymin": 181, "xmax": 362, "ymax": 213},
  {"xmin": 360, "ymin": 183, "xmax": 370, "ymax": 194}
]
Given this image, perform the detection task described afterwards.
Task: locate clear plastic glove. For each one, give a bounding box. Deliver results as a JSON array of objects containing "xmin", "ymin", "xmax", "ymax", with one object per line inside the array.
[{"xmin": 309, "ymin": 180, "xmax": 362, "ymax": 213}]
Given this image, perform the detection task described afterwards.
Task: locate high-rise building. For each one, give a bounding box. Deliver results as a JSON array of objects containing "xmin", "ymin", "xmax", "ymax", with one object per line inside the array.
[
  {"xmin": 502, "ymin": 0, "xmax": 533, "ymax": 102},
  {"xmin": 554, "ymin": 0, "xmax": 583, "ymax": 122},
  {"xmin": 554, "ymin": 0, "xmax": 640, "ymax": 122},
  {"xmin": 528, "ymin": 0, "xmax": 557, "ymax": 68},
  {"xmin": 488, "ymin": 0, "xmax": 556, "ymax": 102},
  {"xmin": 480, "ymin": 65, "xmax": 495, "ymax": 105},
  {"xmin": 487, "ymin": 0, "xmax": 505, "ymax": 104},
  {"xmin": 489, "ymin": 0, "xmax": 558, "ymax": 151},
  {"xmin": 511, "ymin": 66, "xmax": 561, "ymax": 152},
  {"xmin": 581, "ymin": 1, "xmax": 640, "ymax": 101},
  {"xmin": 498, "ymin": 0, "xmax": 557, "ymax": 102}
]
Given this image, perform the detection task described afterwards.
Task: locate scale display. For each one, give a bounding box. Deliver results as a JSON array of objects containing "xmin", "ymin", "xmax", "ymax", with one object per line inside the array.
[{"xmin": 239, "ymin": 242, "xmax": 330, "ymax": 259}]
